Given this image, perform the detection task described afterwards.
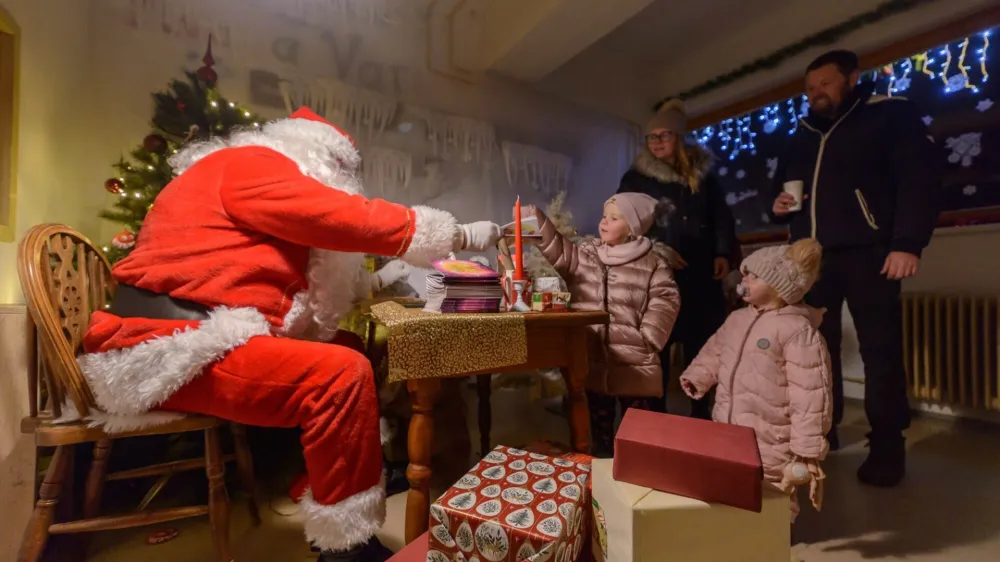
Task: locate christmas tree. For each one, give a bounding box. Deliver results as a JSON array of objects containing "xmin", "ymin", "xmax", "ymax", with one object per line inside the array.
[
  {"xmin": 100, "ymin": 37, "xmax": 261, "ymax": 264},
  {"xmin": 523, "ymin": 191, "xmax": 579, "ymax": 279}
]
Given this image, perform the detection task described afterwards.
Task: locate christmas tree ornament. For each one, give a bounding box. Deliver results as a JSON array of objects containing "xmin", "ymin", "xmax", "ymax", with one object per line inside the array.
[
  {"xmin": 112, "ymin": 231, "xmax": 136, "ymax": 250},
  {"xmin": 104, "ymin": 178, "xmax": 124, "ymax": 194},
  {"xmin": 143, "ymin": 134, "xmax": 168, "ymax": 154},
  {"xmin": 196, "ymin": 35, "xmax": 218, "ymax": 85}
]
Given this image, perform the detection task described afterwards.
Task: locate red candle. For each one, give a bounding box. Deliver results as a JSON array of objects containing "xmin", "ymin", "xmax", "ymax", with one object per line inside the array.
[{"xmin": 514, "ymin": 197, "xmax": 524, "ymax": 280}]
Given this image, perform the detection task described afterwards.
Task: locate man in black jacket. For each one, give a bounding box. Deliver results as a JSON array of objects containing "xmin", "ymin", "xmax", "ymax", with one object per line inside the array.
[{"xmin": 770, "ymin": 50, "xmax": 943, "ymax": 488}]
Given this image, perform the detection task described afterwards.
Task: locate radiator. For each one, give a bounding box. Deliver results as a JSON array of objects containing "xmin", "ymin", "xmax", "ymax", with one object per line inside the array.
[{"xmin": 902, "ymin": 294, "xmax": 1000, "ymax": 412}]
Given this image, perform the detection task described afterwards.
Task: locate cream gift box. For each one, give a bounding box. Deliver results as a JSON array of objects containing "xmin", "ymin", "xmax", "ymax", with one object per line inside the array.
[{"xmin": 591, "ymin": 459, "xmax": 789, "ymax": 562}]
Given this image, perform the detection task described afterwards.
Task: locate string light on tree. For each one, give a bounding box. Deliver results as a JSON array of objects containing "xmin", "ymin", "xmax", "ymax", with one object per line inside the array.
[{"xmin": 97, "ymin": 34, "xmax": 260, "ymax": 264}]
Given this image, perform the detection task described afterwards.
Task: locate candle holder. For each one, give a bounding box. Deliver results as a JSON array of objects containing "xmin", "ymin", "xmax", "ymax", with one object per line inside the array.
[{"xmin": 510, "ymin": 279, "xmax": 531, "ymax": 312}]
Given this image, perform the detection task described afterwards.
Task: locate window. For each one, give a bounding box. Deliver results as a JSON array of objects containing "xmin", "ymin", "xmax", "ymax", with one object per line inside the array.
[{"xmin": 0, "ymin": 8, "xmax": 18, "ymax": 242}]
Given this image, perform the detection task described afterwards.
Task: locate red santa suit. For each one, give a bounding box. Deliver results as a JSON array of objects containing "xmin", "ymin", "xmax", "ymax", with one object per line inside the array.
[{"xmin": 78, "ymin": 108, "xmax": 462, "ymax": 552}]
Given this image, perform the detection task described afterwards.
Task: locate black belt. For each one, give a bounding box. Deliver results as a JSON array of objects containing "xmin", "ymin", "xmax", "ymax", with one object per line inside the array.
[{"xmin": 109, "ymin": 284, "xmax": 211, "ymax": 321}]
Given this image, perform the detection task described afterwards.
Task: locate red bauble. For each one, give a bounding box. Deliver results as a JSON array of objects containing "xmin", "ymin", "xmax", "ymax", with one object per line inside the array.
[
  {"xmin": 111, "ymin": 231, "xmax": 136, "ymax": 250},
  {"xmin": 177, "ymin": 101, "xmax": 186, "ymax": 112},
  {"xmin": 104, "ymin": 178, "xmax": 124, "ymax": 194},
  {"xmin": 143, "ymin": 134, "xmax": 168, "ymax": 154},
  {"xmin": 196, "ymin": 66, "xmax": 218, "ymax": 85}
]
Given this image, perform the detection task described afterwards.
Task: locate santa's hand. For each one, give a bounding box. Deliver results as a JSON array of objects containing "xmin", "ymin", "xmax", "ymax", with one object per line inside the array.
[
  {"xmin": 457, "ymin": 222, "xmax": 502, "ymax": 252},
  {"xmin": 374, "ymin": 260, "xmax": 410, "ymax": 290}
]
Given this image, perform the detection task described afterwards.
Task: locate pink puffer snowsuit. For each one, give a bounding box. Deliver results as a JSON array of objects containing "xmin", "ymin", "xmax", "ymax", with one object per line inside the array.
[{"xmin": 680, "ymin": 304, "xmax": 833, "ymax": 486}]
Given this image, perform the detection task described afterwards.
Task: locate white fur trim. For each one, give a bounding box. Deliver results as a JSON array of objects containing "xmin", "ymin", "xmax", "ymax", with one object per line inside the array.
[
  {"xmin": 280, "ymin": 290, "xmax": 312, "ymax": 338},
  {"xmin": 265, "ymin": 118, "xmax": 361, "ymax": 172},
  {"xmin": 379, "ymin": 416, "xmax": 393, "ymax": 446},
  {"xmin": 300, "ymin": 474, "xmax": 387, "ymax": 552},
  {"xmin": 306, "ymin": 249, "xmax": 368, "ymax": 342},
  {"xmin": 78, "ymin": 307, "xmax": 273, "ymax": 416},
  {"xmin": 54, "ymin": 400, "xmax": 187, "ymax": 434},
  {"xmin": 168, "ymin": 130, "xmax": 363, "ymax": 197},
  {"xmin": 402, "ymin": 206, "xmax": 458, "ymax": 268}
]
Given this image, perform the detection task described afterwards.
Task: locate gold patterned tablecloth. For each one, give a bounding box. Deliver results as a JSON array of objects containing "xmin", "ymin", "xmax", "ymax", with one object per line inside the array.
[{"xmin": 369, "ymin": 302, "xmax": 528, "ymax": 382}]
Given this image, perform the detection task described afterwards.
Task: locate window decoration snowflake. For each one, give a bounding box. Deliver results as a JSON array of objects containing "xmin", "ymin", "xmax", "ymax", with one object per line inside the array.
[{"xmin": 945, "ymin": 132, "xmax": 982, "ymax": 167}]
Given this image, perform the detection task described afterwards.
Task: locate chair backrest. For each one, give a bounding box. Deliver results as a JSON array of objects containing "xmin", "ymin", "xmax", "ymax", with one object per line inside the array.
[{"xmin": 17, "ymin": 224, "xmax": 116, "ymax": 419}]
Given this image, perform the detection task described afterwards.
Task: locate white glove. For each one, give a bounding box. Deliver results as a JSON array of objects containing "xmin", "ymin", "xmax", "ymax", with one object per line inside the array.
[
  {"xmin": 456, "ymin": 222, "xmax": 502, "ymax": 253},
  {"xmin": 372, "ymin": 260, "xmax": 411, "ymax": 292}
]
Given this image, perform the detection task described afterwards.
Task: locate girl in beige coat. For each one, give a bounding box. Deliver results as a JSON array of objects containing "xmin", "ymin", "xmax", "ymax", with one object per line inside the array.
[
  {"xmin": 524, "ymin": 192, "xmax": 680, "ymax": 457},
  {"xmin": 680, "ymin": 239, "xmax": 833, "ymax": 521}
]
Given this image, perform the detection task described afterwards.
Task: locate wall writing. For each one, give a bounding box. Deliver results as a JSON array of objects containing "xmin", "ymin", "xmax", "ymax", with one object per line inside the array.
[{"xmin": 250, "ymin": 32, "xmax": 410, "ymax": 110}]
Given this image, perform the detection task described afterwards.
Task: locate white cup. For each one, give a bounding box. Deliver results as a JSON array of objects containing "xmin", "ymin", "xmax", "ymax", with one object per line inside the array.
[{"xmin": 783, "ymin": 180, "xmax": 804, "ymax": 212}]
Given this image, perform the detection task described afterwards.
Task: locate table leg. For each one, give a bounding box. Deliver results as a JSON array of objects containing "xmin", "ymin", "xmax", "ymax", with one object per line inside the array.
[
  {"xmin": 405, "ymin": 378, "xmax": 441, "ymax": 544},
  {"xmin": 477, "ymin": 374, "xmax": 492, "ymax": 455},
  {"xmin": 562, "ymin": 328, "xmax": 591, "ymax": 454}
]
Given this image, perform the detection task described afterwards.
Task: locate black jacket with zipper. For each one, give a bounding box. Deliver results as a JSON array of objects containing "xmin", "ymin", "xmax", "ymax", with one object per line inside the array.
[{"xmin": 771, "ymin": 83, "xmax": 944, "ymax": 256}]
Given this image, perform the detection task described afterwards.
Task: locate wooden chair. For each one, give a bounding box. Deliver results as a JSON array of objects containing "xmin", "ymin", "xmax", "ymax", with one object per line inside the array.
[{"xmin": 16, "ymin": 224, "xmax": 261, "ymax": 562}]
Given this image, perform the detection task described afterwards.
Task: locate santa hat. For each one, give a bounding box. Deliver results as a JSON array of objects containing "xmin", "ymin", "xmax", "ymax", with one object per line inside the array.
[{"xmin": 263, "ymin": 106, "xmax": 361, "ymax": 171}]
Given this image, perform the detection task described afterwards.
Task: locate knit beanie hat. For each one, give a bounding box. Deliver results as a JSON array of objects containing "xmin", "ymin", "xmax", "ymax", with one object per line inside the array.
[
  {"xmin": 740, "ymin": 243, "xmax": 819, "ymax": 304},
  {"xmin": 646, "ymin": 99, "xmax": 687, "ymax": 135},
  {"xmin": 606, "ymin": 192, "xmax": 658, "ymax": 238}
]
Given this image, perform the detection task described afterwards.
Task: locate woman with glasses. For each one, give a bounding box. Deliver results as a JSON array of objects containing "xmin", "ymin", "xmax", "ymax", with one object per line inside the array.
[{"xmin": 616, "ymin": 99, "xmax": 737, "ymax": 419}]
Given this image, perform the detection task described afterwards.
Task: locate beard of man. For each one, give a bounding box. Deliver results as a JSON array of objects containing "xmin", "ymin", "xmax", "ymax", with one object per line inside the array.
[{"xmin": 810, "ymin": 81, "xmax": 854, "ymax": 119}]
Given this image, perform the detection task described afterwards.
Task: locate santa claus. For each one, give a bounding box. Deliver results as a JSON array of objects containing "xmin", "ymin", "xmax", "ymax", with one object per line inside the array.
[{"xmin": 79, "ymin": 107, "xmax": 502, "ymax": 561}]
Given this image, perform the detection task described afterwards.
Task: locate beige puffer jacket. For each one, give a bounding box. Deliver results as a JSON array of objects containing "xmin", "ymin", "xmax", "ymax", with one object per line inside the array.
[
  {"xmin": 680, "ymin": 304, "xmax": 833, "ymax": 481},
  {"xmin": 536, "ymin": 211, "xmax": 680, "ymax": 397}
]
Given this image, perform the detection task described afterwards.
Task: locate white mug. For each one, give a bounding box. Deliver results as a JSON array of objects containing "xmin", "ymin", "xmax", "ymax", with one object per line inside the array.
[{"xmin": 783, "ymin": 180, "xmax": 804, "ymax": 212}]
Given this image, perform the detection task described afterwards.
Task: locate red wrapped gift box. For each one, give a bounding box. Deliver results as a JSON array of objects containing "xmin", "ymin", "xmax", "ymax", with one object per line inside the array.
[
  {"xmin": 522, "ymin": 440, "xmax": 593, "ymax": 493},
  {"xmin": 428, "ymin": 446, "xmax": 591, "ymax": 561},
  {"xmin": 613, "ymin": 409, "xmax": 764, "ymax": 512}
]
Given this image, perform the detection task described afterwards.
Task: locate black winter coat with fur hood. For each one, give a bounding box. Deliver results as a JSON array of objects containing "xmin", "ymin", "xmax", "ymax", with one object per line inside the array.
[{"xmin": 617, "ymin": 144, "xmax": 736, "ymax": 272}]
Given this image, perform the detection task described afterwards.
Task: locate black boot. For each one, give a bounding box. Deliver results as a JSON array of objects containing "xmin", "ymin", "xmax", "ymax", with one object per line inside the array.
[
  {"xmin": 857, "ymin": 433, "xmax": 905, "ymax": 488},
  {"xmin": 826, "ymin": 427, "xmax": 840, "ymax": 452},
  {"xmin": 385, "ymin": 459, "xmax": 410, "ymax": 496},
  {"xmin": 316, "ymin": 537, "xmax": 394, "ymax": 562}
]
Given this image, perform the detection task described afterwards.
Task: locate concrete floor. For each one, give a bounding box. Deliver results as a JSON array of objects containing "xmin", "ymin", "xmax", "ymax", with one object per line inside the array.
[{"xmin": 79, "ymin": 384, "xmax": 1000, "ymax": 562}]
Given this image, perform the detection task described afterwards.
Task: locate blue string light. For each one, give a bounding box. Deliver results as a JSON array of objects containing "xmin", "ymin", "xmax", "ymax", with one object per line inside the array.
[{"xmin": 697, "ymin": 27, "xmax": 993, "ymax": 156}]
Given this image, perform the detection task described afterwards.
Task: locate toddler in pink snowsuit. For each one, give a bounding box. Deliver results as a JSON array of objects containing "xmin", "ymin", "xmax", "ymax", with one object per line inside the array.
[{"xmin": 680, "ymin": 239, "xmax": 833, "ymax": 521}]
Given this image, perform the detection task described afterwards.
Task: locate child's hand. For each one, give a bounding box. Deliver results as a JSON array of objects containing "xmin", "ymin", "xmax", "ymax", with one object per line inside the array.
[
  {"xmin": 806, "ymin": 459, "xmax": 826, "ymax": 511},
  {"xmin": 680, "ymin": 377, "xmax": 703, "ymax": 399}
]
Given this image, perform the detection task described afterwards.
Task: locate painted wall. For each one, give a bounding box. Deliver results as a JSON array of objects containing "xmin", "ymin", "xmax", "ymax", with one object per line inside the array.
[
  {"xmin": 0, "ymin": 0, "xmax": 105, "ymax": 304},
  {"xmin": 86, "ymin": 0, "xmax": 638, "ymax": 251}
]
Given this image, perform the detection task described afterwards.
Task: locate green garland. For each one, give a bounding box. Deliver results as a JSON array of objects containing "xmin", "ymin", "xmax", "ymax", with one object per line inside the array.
[{"xmin": 654, "ymin": 0, "xmax": 938, "ymax": 109}]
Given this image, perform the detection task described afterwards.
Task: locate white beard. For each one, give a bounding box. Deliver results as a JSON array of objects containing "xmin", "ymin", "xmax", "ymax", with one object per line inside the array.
[{"xmin": 305, "ymin": 249, "xmax": 369, "ymax": 341}]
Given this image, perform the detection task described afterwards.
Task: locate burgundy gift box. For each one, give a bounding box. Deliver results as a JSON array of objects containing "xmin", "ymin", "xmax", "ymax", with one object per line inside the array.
[{"xmin": 613, "ymin": 409, "xmax": 764, "ymax": 513}]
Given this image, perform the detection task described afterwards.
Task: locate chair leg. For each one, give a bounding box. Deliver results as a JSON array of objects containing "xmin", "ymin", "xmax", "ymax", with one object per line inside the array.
[
  {"xmin": 205, "ymin": 427, "xmax": 232, "ymax": 562},
  {"xmin": 18, "ymin": 445, "xmax": 72, "ymax": 562},
  {"xmin": 84, "ymin": 439, "xmax": 112, "ymax": 518},
  {"xmin": 231, "ymin": 423, "xmax": 261, "ymax": 526}
]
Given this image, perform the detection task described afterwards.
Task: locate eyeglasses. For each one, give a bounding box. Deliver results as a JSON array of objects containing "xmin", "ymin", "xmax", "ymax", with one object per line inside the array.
[{"xmin": 645, "ymin": 132, "xmax": 677, "ymax": 143}]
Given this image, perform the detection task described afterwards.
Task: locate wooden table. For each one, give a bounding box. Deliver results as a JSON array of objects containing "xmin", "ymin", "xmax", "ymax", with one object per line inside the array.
[{"xmin": 397, "ymin": 310, "xmax": 608, "ymax": 544}]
